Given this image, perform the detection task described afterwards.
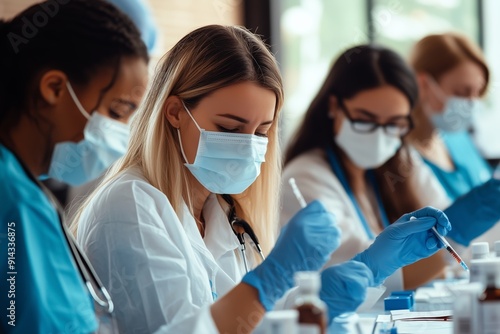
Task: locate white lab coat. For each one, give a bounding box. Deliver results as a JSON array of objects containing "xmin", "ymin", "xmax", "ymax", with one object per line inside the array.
[
  {"xmin": 77, "ymin": 167, "xmax": 276, "ymax": 334},
  {"xmin": 280, "ymin": 148, "xmax": 451, "ymax": 290}
]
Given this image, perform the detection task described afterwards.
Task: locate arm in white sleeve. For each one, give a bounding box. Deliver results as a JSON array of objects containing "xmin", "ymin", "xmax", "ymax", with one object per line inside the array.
[
  {"xmin": 86, "ymin": 221, "xmax": 218, "ymax": 334},
  {"xmin": 80, "ymin": 183, "xmax": 218, "ymax": 334},
  {"xmin": 281, "ymin": 150, "xmax": 372, "ymax": 264}
]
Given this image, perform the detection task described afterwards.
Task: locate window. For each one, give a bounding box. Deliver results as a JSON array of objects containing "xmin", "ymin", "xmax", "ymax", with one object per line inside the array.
[
  {"xmin": 274, "ymin": 0, "xmax": 367, "ymax": 140},
  {"xmin": 275, "ymin": 0, "xmax": 499, "ymax": 161}
]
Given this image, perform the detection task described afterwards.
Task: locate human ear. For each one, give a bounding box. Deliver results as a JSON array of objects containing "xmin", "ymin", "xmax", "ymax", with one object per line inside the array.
[
  {"xmin": 164, "ymin": 96, "xmax": 184, "ymax": 128},
  {"xmin": 416, "ymin": 72, "xmax": 433, "ymax": 100},
  {"xmin": 328, "ymin": 95, "xmax": 339, "ymax": 119},
  {"xmin": 39, "ymin": 70, "xmax": 68, "ymax": 105}
]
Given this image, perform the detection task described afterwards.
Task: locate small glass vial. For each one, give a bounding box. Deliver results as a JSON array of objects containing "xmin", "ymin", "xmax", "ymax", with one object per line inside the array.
[
  {"xmin": 478, "ymin": 261, "xmax": 500, "ymax": 334},
  {"xmin": 293, "ymin": 272, "xmax": 327, "ymax": 334},
  {"xmin": 471, "ymin": 242, "xmax": 490, "ymax": 260}
]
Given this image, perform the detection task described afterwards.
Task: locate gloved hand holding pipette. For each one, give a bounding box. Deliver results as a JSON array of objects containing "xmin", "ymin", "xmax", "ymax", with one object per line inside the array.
[
  {"xmin": 288, "ymin": 178, "xmax": 374, "ymax": 322},
  {"xmin": 352, "ymin": 207, "xmax": 452, "ymax": 285},
  {"xmin": 444, "ymin": 178, "xmax": 500, "ymax": 246},
  {"xmin": 242, "ymin": 200, "xmax": 341, "ymax": 311},
  {"xmin": 286, "ymin": 178, "xmax": 452, "ymax": 312}
]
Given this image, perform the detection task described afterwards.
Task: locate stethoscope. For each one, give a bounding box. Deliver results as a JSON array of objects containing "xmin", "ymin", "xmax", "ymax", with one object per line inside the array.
[
  {"xmin": 16, "ymin": 152, "xmax": 114, "ymax": 315},
  {"xmin": 222, "ymin": 194, "xmax": 265, "ymax": 273}
]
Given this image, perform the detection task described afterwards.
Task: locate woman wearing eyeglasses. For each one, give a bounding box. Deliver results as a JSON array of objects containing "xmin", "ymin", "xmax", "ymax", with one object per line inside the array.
[{"xmin": 281, "ymin": 44, "xmax": 463, "ymax": 290}]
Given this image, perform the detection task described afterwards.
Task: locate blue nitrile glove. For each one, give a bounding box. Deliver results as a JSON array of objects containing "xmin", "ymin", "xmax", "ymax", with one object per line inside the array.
[
  {"xmin": 242, "ymin": 200, "xmax": 341, "ymax": 311},
  {"xmin": 319, "ymin": 260, "xmax": 374, "ymax": 322},
  {"xmin": 352, "ymin": 206, "xmax": 451, "ymax": 286},
  {"xmin": 445, "ymin": 179, "xmax": 500, "ymax": 246}
]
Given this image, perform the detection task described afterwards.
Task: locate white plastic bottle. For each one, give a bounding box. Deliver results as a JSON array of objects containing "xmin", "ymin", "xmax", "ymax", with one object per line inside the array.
[
  {"xmin": 470, "ymin": 259, "xmax": 491, "ymax": 283},
  {"xmin": 494, "ymin": 241, "xmax": 500, "ymax": 258},
  {"xmin": 293, "ymin": 272, "xmax": 327, "ymax": 334},
  {"xmin": 453, "ymin": 283, "xmax": 482, "ymax": 334},
  {"xmin": 467, "ymin": 242, "xmax": 491, "ymax": 283},
  {"xmin": 471, "ymin": 242, "xmax": 490, "ymax": 260},
  {"xmin": 478, "ymin": 260, "xmax": 500, "ymax": 334}
]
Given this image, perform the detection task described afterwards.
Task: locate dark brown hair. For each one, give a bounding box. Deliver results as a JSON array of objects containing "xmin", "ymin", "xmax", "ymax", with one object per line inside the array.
[
  {"xmin": 285, "ymin": 44, "xmax": 422, "ymax": 222},
  {"xmin": 0, "ymin": 0, "xmax": 148, "ymax": 131}
]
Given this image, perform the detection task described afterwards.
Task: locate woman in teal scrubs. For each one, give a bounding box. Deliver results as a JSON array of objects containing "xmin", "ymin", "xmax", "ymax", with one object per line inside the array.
[
  {"xmin": 0, "ymin": 1, "xmax": 148, "ymax": 332},
  {"xmin": 408, "ymin": 33, "xmax": 492, "ymax": 201}
]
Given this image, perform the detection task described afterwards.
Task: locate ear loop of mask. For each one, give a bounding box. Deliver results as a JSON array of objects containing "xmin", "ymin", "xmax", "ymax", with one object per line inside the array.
[
  {"xmin": 426, "ymin": 75, "xmax": 448, "ymax": 102},
  {"xmin": 177, "ymin": 101, "xmax": 202, "ymax": 164},
  {"xmin": 66, "ymin": 81, "xmax": 91, "ymax": 120}
]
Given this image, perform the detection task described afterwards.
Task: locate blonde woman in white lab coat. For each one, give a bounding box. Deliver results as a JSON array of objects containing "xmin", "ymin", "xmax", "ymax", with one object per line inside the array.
[{"xmin": 73, "ymin": 27, "xmax": 451, "ymax": 333}]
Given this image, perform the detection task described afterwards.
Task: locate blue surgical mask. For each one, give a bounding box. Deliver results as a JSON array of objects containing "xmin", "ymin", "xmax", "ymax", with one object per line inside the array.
[
  {"xmin": 177, "ymin": 102, "xmax": 268, "ymax": 194},
  {"xmin": 46, "ymin": 82, "xmax": 130, "ymax": 186},
  {"xmin": 427, "ymin": 76, "xmax": 480, "ymax": 132},
  {"xmin": 431, "ymin": 97, "xmax": 480, "ymax": 132}
]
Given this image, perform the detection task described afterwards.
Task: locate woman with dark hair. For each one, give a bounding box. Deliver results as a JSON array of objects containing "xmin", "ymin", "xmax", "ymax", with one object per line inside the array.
[
  {"xmin": 0, "ymin": 0, "xmax": 148, "ymax": 332},
  {"xmin": 281, "ymin": 44, "xmax": 461, "ymax": 290}
]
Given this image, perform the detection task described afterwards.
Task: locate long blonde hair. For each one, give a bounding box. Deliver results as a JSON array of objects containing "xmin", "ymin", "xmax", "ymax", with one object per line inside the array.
[{"xmin": 71, "ymin": 25, "xmax": 284, "ymax": 255}]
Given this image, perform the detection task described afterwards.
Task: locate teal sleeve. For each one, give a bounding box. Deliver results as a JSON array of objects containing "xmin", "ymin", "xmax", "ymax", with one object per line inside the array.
[{"xmin": 0, "ymin": 175, "xmax": 97, "ymax": 333}]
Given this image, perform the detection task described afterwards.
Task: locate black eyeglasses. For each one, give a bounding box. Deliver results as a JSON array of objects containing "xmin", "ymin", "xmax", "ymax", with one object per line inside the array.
[{"xmin": 338, "ymin": 99, "xmax": 414, "ymax": 137}]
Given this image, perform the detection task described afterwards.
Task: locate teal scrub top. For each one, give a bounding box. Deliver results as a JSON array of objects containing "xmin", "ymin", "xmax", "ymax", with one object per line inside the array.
[
  {"xmin": 0, "ymin": 144, "xmax": 97, "ymax": 333},
  {"xmin": 423, "ymin": 131, "xmax": 492, "ymax": 201}
]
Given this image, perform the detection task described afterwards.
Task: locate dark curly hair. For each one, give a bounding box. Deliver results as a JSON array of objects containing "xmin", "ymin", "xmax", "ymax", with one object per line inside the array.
[{"xmin": 0, "ymin": 0, "xmax": 148, "ymax": 129}]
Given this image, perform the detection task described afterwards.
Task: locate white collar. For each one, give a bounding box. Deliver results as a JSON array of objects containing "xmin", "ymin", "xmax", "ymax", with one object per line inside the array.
[{"xmin": 203, "ymin": 194, "xmax": 240, "ymax": 261}]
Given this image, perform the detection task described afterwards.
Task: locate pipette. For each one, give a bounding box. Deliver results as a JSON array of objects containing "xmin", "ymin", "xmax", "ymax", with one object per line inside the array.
[
  {"xmin": 288, "ymin": 177, "xmax": 307, "ymax": 208},
  {"xmin": 410, "ymin": 216, "xmax": 469, "ymax": 272}
]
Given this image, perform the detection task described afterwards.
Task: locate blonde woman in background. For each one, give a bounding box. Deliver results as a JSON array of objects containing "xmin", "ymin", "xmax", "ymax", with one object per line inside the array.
[
  {"xmin": 408, "ymin": 33, "xmax": 500, "ymax": 253},
  {"xmin": 409, "ymin": 33, "xmax": 492, "ymax": 199}
]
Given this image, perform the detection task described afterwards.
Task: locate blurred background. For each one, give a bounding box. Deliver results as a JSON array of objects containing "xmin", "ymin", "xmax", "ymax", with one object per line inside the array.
[{"xmin": 2, "ymin": 0, "xmax": 499, "ymax": 164}]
